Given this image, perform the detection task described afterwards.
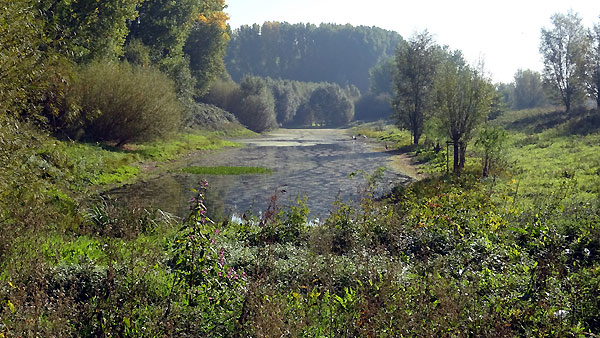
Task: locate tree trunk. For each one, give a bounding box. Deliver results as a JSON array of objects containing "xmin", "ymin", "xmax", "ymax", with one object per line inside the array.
[
  {"xmin": 459, "ymin": 141, "xmax": 466, "ymax": 170},
  {"xmin": 453, "ymin": 140, "xmax": 460, "ymax": 172},
  {"xmin": 482, "ymin": 155, "xmax": 489, "ymax": 177},
  {"xmin": 413, "ymin": 129, "xmax": 420, "ymax": 145}
]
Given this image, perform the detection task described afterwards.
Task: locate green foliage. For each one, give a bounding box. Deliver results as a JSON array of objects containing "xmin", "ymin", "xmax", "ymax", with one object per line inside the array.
[
  {"xmin": 127, "ymin": 0, "xmax": 199, "ymax": 60},
  {"xmin": 182, "ymin": 166, "xmax": 272, "ymax": 175},
  {"xmin": 369, "ymin": 57, "xmax": 395, "ymax": 96},
  {"xmin": 37, "ymin": 0, "xmax": 142, "ymax": 62},
  {"xmin": 265, "ymin": 78, "xmax": 307, "ymax": 126},
  {"xmin": 433, "ymin": 59, "xmax": 494, "ymax": 171},
  {"xmin": 513, "ymin": 69, "xmax": 548, "ymax": 110},
  {"xmin": 300, "ymin": 85, "xmax": 355, "ymax": 127},
  {"xmin": 540, "ymin": 11, "xmax": 588, "ymax": 114},
  {"xmin": 585, "ymin": 19, "xmax": 600, "ymax": 108},
  {"xmin": 230, "ymin": 76, "xmax": 278, "ymax": 132},
  {"xmin": 350, "ymin": 124, "xmax": 413, "ymax": 148},
  {"xmin": 123, "ymin": 38, "xmax": 151, "ymax": 67},
  {"xmin": 475, "ymin": 126, "xmax": 509, "ymax": 178},
  {"xmin": 72, "ymin": 61, "xmax": 181, "ymax": 145},
  {"xmin": 355, "ymin": 93, "xmax": 393, "ymax": 121},
  {"xmin": 184, "ymin": 0, "xmax": 231, "ymax": 96},
  {"xmin": 226, "ymin": 22, "xmax": 403, "ymax": 92},
  {"xmin": 0, "ymin": 0, "xmax": 45, "ymax": 117},
  {"xmin": 126, "ymin": 0, "xmax": 230, "ymax": 103},
  {"xmin": 169, "ymin": 181, "xmax": 247, "ymax": 334},
  {"xmin": 495, "ymin": 82, "xmax": 515, "ymax": 115},
  {"xmin": 393, "ymin": 30, "xmax": 440, "ymax": 145}
]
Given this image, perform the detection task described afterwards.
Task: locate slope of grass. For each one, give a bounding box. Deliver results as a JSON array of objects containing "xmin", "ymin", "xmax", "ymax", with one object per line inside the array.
[{"xmin": 488, "ymin": 107, "xmax": 600, "ymax": 209}]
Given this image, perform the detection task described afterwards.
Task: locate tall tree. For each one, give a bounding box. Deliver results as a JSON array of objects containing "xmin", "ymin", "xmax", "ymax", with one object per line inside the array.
[
  {"xmin": 232, "ymin": 76, "xmax": 278, "ymax": 132},
  {"xmin": 184, "ymin": 0, "xmax": 231, "ymax": 96},
  {"xmin": 393, "ymin": 31, "xmax": 440, "ymax": 145},
  {"xmin": 540, "ymin": 11, "xmax": 588, "ymax": 114},
  {"xmin": 37, "ymin": 0, "xmax": 141, "ymax": 62},
  {"xmin": 127, "ymin": 0, "xmax": 200, "ymax": 100},
  {"xmin": 127, "ymin": 0, "xmax": 199, "ymax": 59},
  {"xmin": 585, "ymin": 18, "xmax": 600, "ymax": 108},
  {"xmin": 0, "ymin": 0, "xmax": 44, "ymax": 117},
  {"xmin": 434, "ymin": 60, "xmax": 494, "ymax": 172},
  {"xmin": 369, "ymin": 57, "xmax": 395, "ymax": 96},
  {"xmin": 304, "ymin": 85, "xmax": 354, "ymax": 127},
  {"xmin": 513, "ymin": 69, "xmax": 547, "ymax": 109}
]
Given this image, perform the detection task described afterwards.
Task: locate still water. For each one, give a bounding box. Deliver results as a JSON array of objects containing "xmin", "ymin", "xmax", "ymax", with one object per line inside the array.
[{"xmin": 110, "ymin": 129, "xmax": 413, "ymax": 220}]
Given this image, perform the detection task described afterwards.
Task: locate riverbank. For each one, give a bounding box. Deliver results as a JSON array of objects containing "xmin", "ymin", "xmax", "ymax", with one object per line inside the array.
[{"xmin": 349, "ymin": 123, "xmax": 428, "ymax": 179}]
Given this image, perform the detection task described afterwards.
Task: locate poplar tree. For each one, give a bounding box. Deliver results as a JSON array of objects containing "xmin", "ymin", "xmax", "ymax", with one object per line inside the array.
[{"xmin": 540, "ymin": 11, "xmax": 588, "ymax": 114}]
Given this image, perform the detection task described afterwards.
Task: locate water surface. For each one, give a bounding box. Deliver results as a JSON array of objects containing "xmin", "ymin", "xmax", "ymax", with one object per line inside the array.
[{"xmin": 111, "ymin": 129, "xmax": 412, "ymax": 219}]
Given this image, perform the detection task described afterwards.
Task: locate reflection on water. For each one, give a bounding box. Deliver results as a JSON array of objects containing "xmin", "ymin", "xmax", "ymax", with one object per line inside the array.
[{"xmin": 109, "ymin": 129, "xmax": 413, "ymax": 220}]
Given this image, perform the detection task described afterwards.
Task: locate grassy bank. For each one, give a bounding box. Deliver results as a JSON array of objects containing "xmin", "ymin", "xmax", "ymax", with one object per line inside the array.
[{"xmin": 60, "ymin": 128, "xmax": 254, "ymax": 188}]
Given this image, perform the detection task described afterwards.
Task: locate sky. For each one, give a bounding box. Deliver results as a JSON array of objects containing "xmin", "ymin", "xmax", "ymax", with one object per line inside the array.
[{"xmin": 225, "ymin": 0, "xmax": 600, "ymax": 83}]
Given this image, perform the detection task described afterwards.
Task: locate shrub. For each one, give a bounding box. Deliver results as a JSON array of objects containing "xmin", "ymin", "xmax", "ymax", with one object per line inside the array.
[
  {"xmin": 303, "ymin": 84, "xmax": 355, "ymax": 127},
  {"xmin": 72, "ymin": 61, "xmax": 181, "ymax": 145},
  {"xmin": 231, "ymin": 76, "xmax": 278, "ymax": 132},
  {"xmin": 354, "ymin": 93, "xmax": 393, "ymax": 121},
  {"xmin": 123, "ymin": 38, "xmax": 151, "ymax": 67},
  {"xmin": 202, "ymin": 76, "xmax": 241, "ymax": 111}
]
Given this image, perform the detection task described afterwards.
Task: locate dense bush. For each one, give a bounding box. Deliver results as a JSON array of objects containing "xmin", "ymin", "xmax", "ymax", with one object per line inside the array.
[
  {"xmin": 354, "ymin": 93, "xmax": 393, "ymax": 121},
  {"xmin": 301, "ymin": 85, "xmax": 355, "ymax": 126},
  {"xmin": 230, "ymin": 76, "xmax": 278, "ymax": 132},
  {"xmin": 204, "ymin": 75, "xmax": 364, "ymax": 129},
  {"xmin": 72, "ymin": 61, "xmax": 181, "ymax": 145},
  {"xmin": 266, "ymin": 78, "xmax": 306, "ymax": 126}
]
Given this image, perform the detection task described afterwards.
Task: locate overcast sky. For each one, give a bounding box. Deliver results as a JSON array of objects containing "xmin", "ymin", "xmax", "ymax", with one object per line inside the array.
[{"xmin": 225, "ymin": 0, "xmax": 600, "ymax": 83}]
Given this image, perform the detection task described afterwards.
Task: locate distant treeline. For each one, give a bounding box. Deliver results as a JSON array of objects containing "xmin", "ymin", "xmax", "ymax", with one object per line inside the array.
[
  {"xmin": 203, "ymin": 75, "xmax": 360, "ymax": 131},
  {"xmin": 225, "ymin": 22, "xmax": 403, "ymax": 92}
]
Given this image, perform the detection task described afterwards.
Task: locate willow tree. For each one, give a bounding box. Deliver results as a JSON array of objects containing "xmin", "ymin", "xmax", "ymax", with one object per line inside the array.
[
  {"xmin": 434, "ymin": 61, "xmax": 494, "ymax": 172},
  {"xmin": 393, "ymin": 30, "xmax": 440, "ymax": 145}
]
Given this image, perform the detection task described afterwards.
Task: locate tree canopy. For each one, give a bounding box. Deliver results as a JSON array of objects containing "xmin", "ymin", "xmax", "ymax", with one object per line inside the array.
[
  {"xmin": 1, "ymin": 0, "xmax": 231, "ymax": 142},
  {"xmin": 540, "ymin": 11, "xmax": 588, "ymax": 114},
  {"xmin": 513, "ymin": 69, "xmax": 547, "ymax": 109},
  {"xmin": 225, "ymin": 22, "xmax": 403, "ymax": 92},
  {"xmin": 393, "ymin": 31, "xmax": 440, "ymax": 145},
  {"xmin": 585, "ymin": 18, "xmax": 600, "ymax": 108},
  {"xmin": 433, "ymin": 60, "xmax": 494, "ymax": 171}
]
